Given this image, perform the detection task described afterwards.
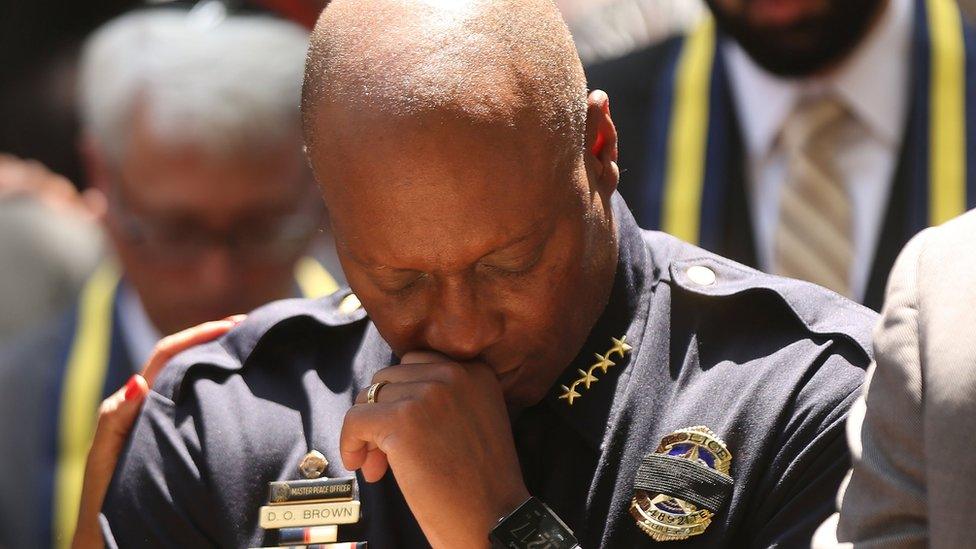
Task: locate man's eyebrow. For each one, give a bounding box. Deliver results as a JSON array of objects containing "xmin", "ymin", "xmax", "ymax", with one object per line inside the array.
[
  {"xmin": 335, "ymin": 239, "xmax": 421, "ymax": 272},
  {"xmin": 478, "ymin": 228, "xmax": 547, "ymax": 262}
]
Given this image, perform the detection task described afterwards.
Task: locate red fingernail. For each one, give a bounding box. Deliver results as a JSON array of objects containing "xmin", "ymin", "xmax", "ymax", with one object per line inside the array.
[{"xmin": 123, "ymin": 375, "xmax": 142, "ymax": 401}]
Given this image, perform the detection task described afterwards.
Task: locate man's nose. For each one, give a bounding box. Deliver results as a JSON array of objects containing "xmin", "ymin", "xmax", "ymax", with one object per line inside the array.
[{"xmin": 422, "ymin": 278, "xmax": 503, "ymax": 362}]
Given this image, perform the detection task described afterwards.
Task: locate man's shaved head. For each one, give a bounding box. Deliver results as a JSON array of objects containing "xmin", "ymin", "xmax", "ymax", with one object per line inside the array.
[
  {"xmin": 302, "ymin": 0, "xmax": 587, "ymax": 157},
  {"xmin": 300, "ymin": 0, "xmax": 621, "ymax": 408}
]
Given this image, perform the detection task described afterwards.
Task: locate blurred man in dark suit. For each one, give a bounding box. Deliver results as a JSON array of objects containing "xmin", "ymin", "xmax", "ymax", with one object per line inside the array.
[{"xmin": 588, "ymin": 0, "xmax": 976, "ymax": 310}]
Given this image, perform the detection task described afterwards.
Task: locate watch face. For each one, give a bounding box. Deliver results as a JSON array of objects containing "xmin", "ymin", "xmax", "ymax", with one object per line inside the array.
[{"xmin": 492, "ymin": 498, "xmax": 578, "ymax": 549}]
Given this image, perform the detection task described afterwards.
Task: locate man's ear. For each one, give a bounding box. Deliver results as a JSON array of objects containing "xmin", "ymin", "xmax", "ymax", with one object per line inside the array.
[{"xmin": 584, "ymin": 89, "xmax": 619, "ymax": 197}]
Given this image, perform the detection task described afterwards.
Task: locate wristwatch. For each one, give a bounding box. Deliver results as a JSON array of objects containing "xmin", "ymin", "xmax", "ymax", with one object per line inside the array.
[{"xmin": 489, "ymin": 496, "xmax": 580, "ymax": 549}]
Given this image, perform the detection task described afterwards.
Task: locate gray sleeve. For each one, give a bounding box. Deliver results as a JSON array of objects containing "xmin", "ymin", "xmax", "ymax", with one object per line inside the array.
[
  {"xmin": 816, "ymin": 231, "xmax": 928, "ymax": 549},
  {"xmin": 100, "ymin": 391, "xmax": 226, "ymax": 548}
]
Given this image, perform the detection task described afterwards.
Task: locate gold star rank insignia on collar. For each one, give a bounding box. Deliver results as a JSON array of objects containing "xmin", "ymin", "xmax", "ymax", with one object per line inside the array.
[
  {"xmin": 558, "ymin": 335, "xmax": 632, "ymax": 406},
  {"xmin": 592, "ymin": 353, "xmax": 615, "ymax": 374},
  {"xmin": 609, "ymin": 336, "xmax": 633, "ymax": 358},
  {"xmin": 558, "ymin": 383, "xmax": 582, "ymax": 405},
  {"xmin": 577, "ymin": 368, "xmax": 598, "ymax": 390}
]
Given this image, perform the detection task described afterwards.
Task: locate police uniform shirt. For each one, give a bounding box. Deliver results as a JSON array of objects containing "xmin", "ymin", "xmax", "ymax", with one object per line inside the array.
[{"xmin": 101, "ymin": 195, "xmax": 873, "ymax": 548}]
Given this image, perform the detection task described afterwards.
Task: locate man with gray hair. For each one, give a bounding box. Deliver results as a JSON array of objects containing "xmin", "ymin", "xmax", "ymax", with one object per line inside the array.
[{"xmin": 0, "ymin": 7, "xmax": 339, "ymax": 548}]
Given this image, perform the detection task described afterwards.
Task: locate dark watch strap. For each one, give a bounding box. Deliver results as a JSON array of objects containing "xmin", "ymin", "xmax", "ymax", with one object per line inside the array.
[{"xmin": 489, "ymin": 496, "xmax": 580, "ymax": 549}]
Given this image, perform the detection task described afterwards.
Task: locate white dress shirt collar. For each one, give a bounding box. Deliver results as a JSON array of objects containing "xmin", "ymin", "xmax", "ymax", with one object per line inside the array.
[{"xmin": 725, "ymin": 0, "xmax": 912, "ymax": 159}]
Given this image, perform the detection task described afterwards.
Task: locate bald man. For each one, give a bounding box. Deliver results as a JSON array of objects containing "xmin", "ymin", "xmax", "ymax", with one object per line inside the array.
[{"xmin": 100, "ymin": 1, "xmax": 872, "ymax": 547}]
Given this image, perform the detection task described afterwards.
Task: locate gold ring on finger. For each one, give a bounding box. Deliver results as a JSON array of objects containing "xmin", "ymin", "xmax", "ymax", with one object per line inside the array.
[{"xmin": 366, "ymin": 381, "xmax": 389, "ymax": 404}]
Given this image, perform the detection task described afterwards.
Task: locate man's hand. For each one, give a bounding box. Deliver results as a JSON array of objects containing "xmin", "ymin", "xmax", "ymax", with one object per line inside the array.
[{"xmin": 341, "ymin": 351, "xmax": 530, "ymax": 548}]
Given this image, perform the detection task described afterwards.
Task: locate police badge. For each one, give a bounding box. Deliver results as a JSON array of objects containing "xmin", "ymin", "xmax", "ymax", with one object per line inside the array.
[{"xmin": 629, "ymin": 426, "xmax": 733, "ymax": 542}]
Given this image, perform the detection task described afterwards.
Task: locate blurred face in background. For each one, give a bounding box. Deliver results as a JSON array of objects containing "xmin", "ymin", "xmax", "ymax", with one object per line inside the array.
[
  {"xmin": 90, "ymin": 109, "xmax": 319, "ymax": 335},
  {"xmin": 706, "ymin": 0, "xmax": 887, "ymax": 76}
]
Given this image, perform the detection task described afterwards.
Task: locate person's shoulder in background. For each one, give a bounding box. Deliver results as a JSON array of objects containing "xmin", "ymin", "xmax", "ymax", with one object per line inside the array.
[
  {"xmin": 814, "ymin": 208, "xmax": 976, "ymax": 548},
  {"xmin": 584, "ymin": 32, "xmax": 682, "ymax": 100}
]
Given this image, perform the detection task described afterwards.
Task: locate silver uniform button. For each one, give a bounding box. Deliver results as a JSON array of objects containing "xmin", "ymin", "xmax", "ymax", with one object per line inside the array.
[{"xmin": 686, "ymin": 265, "xmax": 716, "ymax": 286}]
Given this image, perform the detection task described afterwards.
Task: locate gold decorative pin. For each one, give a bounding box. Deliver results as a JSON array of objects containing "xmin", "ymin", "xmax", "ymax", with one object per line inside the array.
[
  {"xmin": 630, "ymin": 426, "xmax": 733, "ymax": 542},
  {"xmin": 299, "ymin": 450, "xmax": 329, "ymax": 479},
  {"xmin": 559, "ymin": 335, "xmax": 632, "ymax": 406}
]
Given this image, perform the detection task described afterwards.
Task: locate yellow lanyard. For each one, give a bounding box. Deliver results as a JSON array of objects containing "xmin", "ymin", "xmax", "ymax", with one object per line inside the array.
[
  {"xmin": 927, "ymin": 0, "xmax": 967, "ymax": 224},
  {"xmin": 662, "ymin": 16, "xmax": 715, "ymax": 245},
  {"xmin": 52, "ymin": 257, "xmax": 339, "ymax": 548},
  {"xmin": 664, "ymin": 0, "xmax": 967, "ymax": 246}
]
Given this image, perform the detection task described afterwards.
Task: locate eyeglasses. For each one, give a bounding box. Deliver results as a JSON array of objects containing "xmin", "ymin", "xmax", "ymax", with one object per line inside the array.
[{"xmin": 107, "ymin": 182, "xmax": 322, "ymax": 265}]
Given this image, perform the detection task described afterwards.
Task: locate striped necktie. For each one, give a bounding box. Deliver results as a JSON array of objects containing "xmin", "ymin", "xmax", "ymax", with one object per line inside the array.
[{"xmin": 774, "ymin": 96, "xmax": 853, "ymax": 297}]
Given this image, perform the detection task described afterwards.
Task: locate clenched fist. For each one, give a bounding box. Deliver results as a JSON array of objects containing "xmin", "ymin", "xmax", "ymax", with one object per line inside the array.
[{"xmin": 341, "ymin": 351, "xmax": 530, "ymax": 548}]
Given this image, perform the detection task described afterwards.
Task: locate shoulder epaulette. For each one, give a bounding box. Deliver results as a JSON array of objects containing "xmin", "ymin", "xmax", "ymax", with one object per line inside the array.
[
  {"xmin": 646, "ymin": 231, "xmax": 876, "ymax": 359},
  {"xmin": 152, "ymin": 289, "xmax": 367, "ymax": 402}
]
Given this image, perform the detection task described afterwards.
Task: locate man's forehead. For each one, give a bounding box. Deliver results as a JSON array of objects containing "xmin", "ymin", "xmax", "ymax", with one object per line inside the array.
[{"xmin": 309, "ymin": 87, "xmax": 534, "ymax": 150}]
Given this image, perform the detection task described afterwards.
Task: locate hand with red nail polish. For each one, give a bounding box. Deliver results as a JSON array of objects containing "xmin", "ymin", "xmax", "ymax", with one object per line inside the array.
[{"xmin": 71, "ymin": 315, "xmax": 245, "ymax": 549}]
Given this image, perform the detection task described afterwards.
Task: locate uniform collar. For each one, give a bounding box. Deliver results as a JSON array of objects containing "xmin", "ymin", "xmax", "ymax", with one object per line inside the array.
[{"xmin": 540, "ymin": 194, "xmax": 657, "ymax": 450}]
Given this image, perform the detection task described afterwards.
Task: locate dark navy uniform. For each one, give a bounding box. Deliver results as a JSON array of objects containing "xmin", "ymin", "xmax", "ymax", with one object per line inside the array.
[{"xmin": 101, "ymin": 197, "xmax": 873, "ymax": 547}]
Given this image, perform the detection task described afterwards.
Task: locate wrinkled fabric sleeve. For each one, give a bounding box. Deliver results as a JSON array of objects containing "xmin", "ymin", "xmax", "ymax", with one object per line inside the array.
[
  {"xmin": 750, "ymin": 350, "xmax": 865, "ymax": 548},
  {"xmin": 100, "ymin": 390, "xmax": 224, "ymax": 548},
  {"xmin": 812, "ymin": 231, "xmax": 928, "ymax": 549}
]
